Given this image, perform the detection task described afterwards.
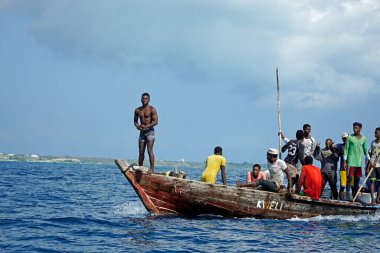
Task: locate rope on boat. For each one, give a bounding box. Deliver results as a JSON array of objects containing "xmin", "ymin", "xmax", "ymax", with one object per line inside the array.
[{"xmin": 121, "ymin": 160, "xmax": 138, "ymax": 173}]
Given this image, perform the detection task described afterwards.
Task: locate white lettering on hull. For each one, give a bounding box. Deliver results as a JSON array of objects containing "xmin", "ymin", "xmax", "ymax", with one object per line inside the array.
[{"xmin": 256, "ymin": 199, "xmax": 284, "ymax": 211}]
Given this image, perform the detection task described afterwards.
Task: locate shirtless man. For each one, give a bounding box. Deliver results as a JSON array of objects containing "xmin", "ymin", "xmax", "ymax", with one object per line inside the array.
[{"xmin": 134, "ymin": 93, "xmax": 158, "ymax": 173}]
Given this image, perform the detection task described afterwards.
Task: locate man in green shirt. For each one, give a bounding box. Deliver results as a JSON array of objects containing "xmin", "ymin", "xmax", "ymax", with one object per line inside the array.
[{"xmin": 344, "ymin": 122, "xmax": 370, "ymax": 201}]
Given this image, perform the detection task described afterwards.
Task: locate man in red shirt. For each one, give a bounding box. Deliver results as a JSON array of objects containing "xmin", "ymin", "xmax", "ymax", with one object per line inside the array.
[{"xmin": 296, "ymin": 156, "xmax": 323, "ymax": 200}]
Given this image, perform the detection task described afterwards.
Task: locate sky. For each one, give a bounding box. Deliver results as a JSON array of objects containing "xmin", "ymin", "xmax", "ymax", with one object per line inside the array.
[{"xmin": 0, "ymin": 0, "xmax": 379, "ymax": 163}]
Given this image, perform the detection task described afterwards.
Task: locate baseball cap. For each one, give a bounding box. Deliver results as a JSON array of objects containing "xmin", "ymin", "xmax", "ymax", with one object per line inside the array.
[{"xmin": 341, "ymin": 132, "xmax": 349, "ymax": 138}]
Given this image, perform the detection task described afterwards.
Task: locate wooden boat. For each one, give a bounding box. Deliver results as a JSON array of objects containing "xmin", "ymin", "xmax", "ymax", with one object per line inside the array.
[{"xmin": 115, "ymin": 160, "xmax": 379, "ymax": 219}]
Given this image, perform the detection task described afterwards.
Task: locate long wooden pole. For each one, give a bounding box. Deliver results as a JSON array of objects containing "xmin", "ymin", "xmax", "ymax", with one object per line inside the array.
[
  {"xmin": 276, "ymin": 68, "xmax": 282, "ymax": 159},
  {"xmin": 353, "ymin": 167, "xmax": 373, "ymax": 202},
  {"xmin": 353, "ymin": 156, "xmax": 379, "ymax": 202}
]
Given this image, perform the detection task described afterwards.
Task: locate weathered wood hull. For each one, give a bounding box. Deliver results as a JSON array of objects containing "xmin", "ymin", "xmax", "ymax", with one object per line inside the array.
[{"xmin": 115, "ymin": 160, "xmax": 378, "ymax": 219}]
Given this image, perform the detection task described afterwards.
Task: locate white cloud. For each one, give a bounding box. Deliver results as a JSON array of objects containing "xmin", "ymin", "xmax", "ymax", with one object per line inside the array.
[{"xmin": 3, "ymin": 0, "xmax": 380, "ymax": 109}]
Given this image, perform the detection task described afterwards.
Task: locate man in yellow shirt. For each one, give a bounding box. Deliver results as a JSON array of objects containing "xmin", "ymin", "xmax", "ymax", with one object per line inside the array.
[{"xmin": 200, "ymin": 146, "xmax": 227, "ymax": 185}]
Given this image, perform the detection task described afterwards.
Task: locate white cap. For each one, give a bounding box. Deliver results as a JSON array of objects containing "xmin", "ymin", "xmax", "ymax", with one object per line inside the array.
[
  {"xmin": 267, "ymin": 148, "xmax": 279, "ymax": 155},
  {"xmin": 341, "ymin": 132, "xmax": 349, "ymax": 138}
]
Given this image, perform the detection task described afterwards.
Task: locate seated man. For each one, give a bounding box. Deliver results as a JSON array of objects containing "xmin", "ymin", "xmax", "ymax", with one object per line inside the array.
[
  {"xmin": 200, "ymin": 146, "xmax": 227, "ymax": 185},
  {"xmin": 237, "ymin": 148, "xmax": 292, "ymax": 193},
  {"xmin": 236, "ymin": 164, "xmax": 266, "ymax": 187},
  {"xmin": 296, "ymin": 156, "xmax": 323, "ymax": 200}
]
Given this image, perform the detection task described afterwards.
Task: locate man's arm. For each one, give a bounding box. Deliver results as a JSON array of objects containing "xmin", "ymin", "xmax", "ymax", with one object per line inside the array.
[
  {"xmin": 279, "ymin": 132, "xmax": 289, "ymax": 144},
  {"xmin": 284, "ymin": 167, "xmax": 293, "ymax": 192},
  {"xmin": 310, "ymin": 137, "xmax": 316, "ymax": 154},
  {"xmin": 281, "ymin": 140, "xmax": 291, "ymax": 153},
  {"xmin": 344, "ymin": 137, "xmax": 349, "ymax": 169},
  {"xmin": 313, "ymin": 144, "xmax": 322, "ymax": 162},
  {"xmin": 134, "ymin": 109, "xmax": 142, "ymax": 130},
  {"xmin": 220, "ymin": 165, "xmax": 226, "ymax": 185},
  {"xmin": 298, "ymin": 143, "xmax": 305, "ymax": 165},
  {"xmin": 145, "ymin": 107, "xmax": 158, "ymax": 128},
  {"xmin": 362, "ymin": 138, "xmax": 370, "ymax": 162}
]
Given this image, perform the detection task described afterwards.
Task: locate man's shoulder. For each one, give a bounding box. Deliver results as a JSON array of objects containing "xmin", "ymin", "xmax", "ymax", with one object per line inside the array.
[
  {"xmin": 276, "ymin": 159, "xmax": 287, "ymax": 166},
  {"xmin": 148, "ymin": 105, "xmax": 157, "ymax": 111}
]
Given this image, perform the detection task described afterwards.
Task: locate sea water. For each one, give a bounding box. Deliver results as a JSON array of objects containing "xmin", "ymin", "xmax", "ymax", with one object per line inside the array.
[{"xmin": 0, "ymin": 161, "xmax": 379, "ymax": 252}]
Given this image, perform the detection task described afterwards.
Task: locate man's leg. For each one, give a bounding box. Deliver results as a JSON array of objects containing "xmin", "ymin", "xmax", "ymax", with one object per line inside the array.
[
  {"xmin": 339, "ymin": 170, "xmax": 346, "ymax": 200},
  {"xmin": 346, "ymin": 167, "xmax": 353, "ymax": 201},
  {"xmin": 329, "ymin": 171, "xmax": 338, "ymax": 200},
  {"xmin": 147, "ymin": 141, "xmax": 155, "ymax": 172},
  {"xmin": 369, "ymin": 180, "xmax": 375, "ymax": 205},
  {"xmin": 321, "ymin": 173, "xmax": 327, "ymax": 197},
  {"xmin": 138, "ymin": 141, "xmax": 146, "ymax": 166},
  {"xmin": 256, "ymin": 179, "xmax": 278, "ymax": 192},
  {"xmin": 352, "ymin": 176, "xmax": 360, "ymax": 201}
]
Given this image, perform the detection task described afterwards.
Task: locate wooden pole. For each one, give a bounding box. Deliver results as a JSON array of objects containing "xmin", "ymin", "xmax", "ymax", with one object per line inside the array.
[
  {"xmin": 353, "ymin": 156, "xmax": 379, "ymax": 202},
  {"xmin": 352, "ymin": 167, "xmax": 373, "ymax": 202},
  {"xmin": 276, "ymin": 68, "xmax": 282, "ymax": 159}
]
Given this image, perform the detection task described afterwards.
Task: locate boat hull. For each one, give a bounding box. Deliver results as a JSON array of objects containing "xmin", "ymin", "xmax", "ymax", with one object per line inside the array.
[{"xmin": 115, "ymin": 160, "xmax": 378, "ymax": 219}]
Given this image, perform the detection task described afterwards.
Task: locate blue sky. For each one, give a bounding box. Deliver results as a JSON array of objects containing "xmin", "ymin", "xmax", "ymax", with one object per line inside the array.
[{"xmin": 1, "ymin": 0, "xmax": 379, "ymax": 163}]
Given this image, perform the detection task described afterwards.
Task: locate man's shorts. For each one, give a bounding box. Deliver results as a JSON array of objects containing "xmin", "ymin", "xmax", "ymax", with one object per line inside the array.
[
  {"xmin": 340, "ymin": 170, "xmax": 347, "ymax": 187},
  {"xmin": 348, "ymin": 166, "xmax": 362, "ymax": 178},
  {"xmin": 138, "ymin": 128, "xmax": 155, "ymax": 143},
  {"xmin": 369, "ymin": 167, "xmax": 380, "ymax": 182},
  {"xmin": 286, "ymin": 163, "xmax": 297, "ymax": 178}
]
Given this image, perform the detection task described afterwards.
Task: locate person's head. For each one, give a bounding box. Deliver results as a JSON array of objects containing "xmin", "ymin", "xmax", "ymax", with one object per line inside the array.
[
  {"xmin": 375, "ymin": 127, "xmax": 380, "ymax": 139},
  {"xmin": 341, "ymin": 132, "xmax": 349, "ymax": 143},
  {"xmin": 304, "ymin": 156, "xmax": 313, "ymax": 165},
  {"xmin": 353, "ymin": 122, "xmax": 362, "ymax": 135},
  {"xmin": 141, "ymin": 93, "xmax": 150, "ymax": 106},
  {"xmin": 266, "ymin": 148, "xmax": 278, "ymax": 163},
  {"xmin": 303, "ymin": 124, "xmax": 311, "ymax": 137},
  {"xmin": 296, "ymin": 130, "xmax": 304, "ymax": 140},
  {"xmin": 325, "ymin": 138, "xmax": 333, "ymax": 148},
  {"xmin": 214, "ymin": 146, "xmax": 222, "ymax": 155},
  {"xmin": 252, "ymin": 164, "xmax": 261, "ymax": 177}
]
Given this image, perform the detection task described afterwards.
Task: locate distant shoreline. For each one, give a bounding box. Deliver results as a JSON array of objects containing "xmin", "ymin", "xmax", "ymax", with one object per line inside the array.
[{"xmin": 0, "ymin": 153, "xmax": 256, "ymax": 169}]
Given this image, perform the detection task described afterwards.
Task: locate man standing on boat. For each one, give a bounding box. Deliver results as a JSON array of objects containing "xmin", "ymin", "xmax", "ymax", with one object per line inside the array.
[
  {"xmin": 344, "ymin": 122, "xmax": 370, "ymax": 201},
  {"xmin": 313, "ymin": 138, "xmax": 339, "ymax": 199},
  {"xmin": 134, "ymin": 93, "xmax": 158, "ymax": 173},
  {"xmin": 337, "ymin": 132, "xmax": 349, "ymax": 200},
  {"xmin": 302, "ymin": 124, "xmax": 316, "ymax": 157},
  {"xmin": 368, "ymin": 127, "xmax": 380, "ymax": 205},
  {"xmin": 201, "ymin": 146, "xmax": 227, "ymax": 185},
  {"xmin": 279, "ymin": 130, "xmax": 305, "ymax": 187}
]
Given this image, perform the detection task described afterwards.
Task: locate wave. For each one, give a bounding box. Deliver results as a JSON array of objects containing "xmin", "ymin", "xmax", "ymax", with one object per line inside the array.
[
  {"xmin": 114, "ymin": 201, "xmax": 147, "ymax": 216},
  {"xmin": 289, "ymin": 210, "xmax": 380, "ymax": 222}
]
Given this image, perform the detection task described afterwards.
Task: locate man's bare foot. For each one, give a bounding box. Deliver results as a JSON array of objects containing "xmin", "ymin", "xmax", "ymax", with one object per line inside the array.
[
  {"xmin": 148, "ymin": 169, "xmax": 154, "ymax": 174},
  {"xmin": 371, "ymin": 200, "xmax": 376, "ymax": 206},
  {"xmin": 236, "ymin": 181, "xmax": 242, "ymax": 187}
]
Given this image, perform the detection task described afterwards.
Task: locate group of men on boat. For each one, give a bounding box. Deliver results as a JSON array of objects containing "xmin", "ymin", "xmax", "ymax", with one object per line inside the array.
[
  {"xmin": 205, "ymin": 123, "xmax": 380, "ymax": 205},
  {"xmin": 133, "ymin": 92, "xmax": 380, "ymax": 205}
]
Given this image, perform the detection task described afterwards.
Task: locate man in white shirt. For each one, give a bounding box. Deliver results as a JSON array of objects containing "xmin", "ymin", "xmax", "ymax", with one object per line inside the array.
[
  {"xmin": 237, "ymin": 148, "xmax": 292, "ymax": 192},
  {"xmin": 302, "ymin": 124, "xmax": 316, "ymax": 157}
]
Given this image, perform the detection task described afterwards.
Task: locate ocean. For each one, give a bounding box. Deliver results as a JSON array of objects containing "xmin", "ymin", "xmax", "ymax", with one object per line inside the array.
[{"xmin": 0, "ymin": 160, "xmax": 379, "ymax": 252}]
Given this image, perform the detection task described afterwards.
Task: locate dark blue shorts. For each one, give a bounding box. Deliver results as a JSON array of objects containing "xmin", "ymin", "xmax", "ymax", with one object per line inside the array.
[
  {"xmin": 139, "ymin": 128, "xmax": 155, "ymax": 143},
  {"xmin": 369, "ymin": 167, "xmax": 380, "ymax": 181}
]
